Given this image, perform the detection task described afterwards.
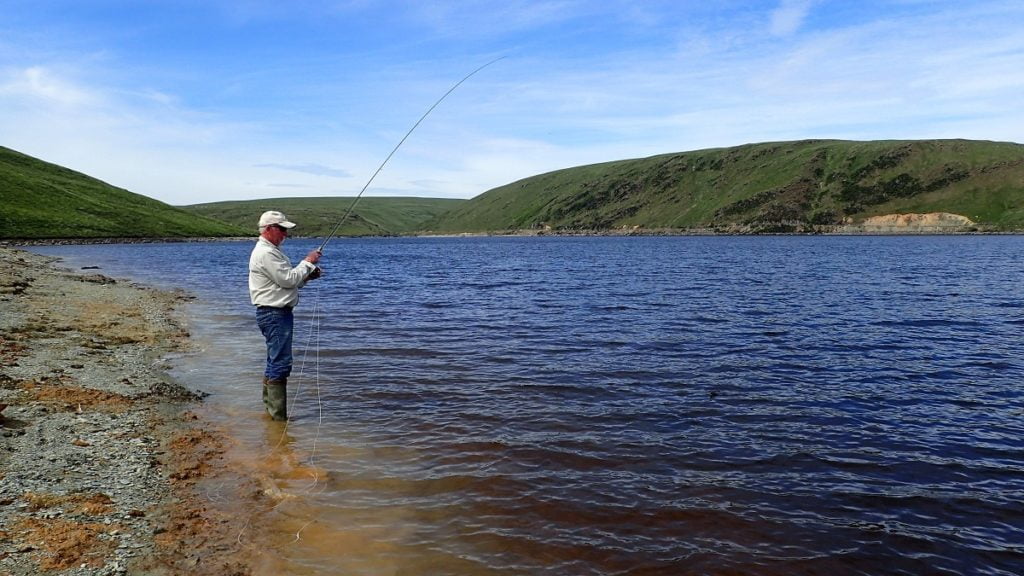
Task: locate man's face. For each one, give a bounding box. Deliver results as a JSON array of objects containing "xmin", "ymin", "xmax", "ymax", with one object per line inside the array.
[{"xmin": 265, "ymin": 224, "xmax": 288, "ymax": 245}]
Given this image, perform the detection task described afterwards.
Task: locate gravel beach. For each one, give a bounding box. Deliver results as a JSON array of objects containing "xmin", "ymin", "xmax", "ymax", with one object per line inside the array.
[{"xmin": 0, "ymin": 247, "xmax": 257, "ymax": 575}]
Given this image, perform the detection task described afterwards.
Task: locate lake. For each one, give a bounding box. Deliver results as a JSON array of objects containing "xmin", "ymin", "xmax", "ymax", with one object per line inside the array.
[{"xmin": 28, "ymin": 235, "xmax": 1024, "ymax": 575}]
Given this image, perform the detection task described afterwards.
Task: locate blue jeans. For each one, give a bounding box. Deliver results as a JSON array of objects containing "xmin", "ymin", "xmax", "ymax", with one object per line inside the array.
[{"xmin": 256, "ymin": 306, "xmax": 294, "ymax": 380}]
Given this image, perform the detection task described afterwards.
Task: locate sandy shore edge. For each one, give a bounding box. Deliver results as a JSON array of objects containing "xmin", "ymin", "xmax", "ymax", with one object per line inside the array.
[{"xmin": 0, "ymin": 246, "xmax": 259, "ymax": 575}]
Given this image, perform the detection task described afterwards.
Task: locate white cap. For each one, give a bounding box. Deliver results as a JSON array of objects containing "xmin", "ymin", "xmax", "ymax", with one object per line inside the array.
[{"xmin": 258, "ymin": 210, "xmax": 296, "ymax": 229}]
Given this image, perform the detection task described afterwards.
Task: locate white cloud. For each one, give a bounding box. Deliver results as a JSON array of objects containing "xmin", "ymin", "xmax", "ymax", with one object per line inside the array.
[
  {"xmin": 0, "ymin": 66, "xmax": 100, "ymax": 107},
  {"xmin": 0, "ymin": 66, "xmax": 268, "ymax": 203},
  {"xmin": 1, "ymin": 1, "xmax": 1022, "ymax": 204},
  {"xmin": 770, "ymin": 0, "xmax": 816, "ymax": 37},
  {"xmin": 254, "ymin": 163, "xmax": 351, "ymax": 178},
  {"xmin": 407, "ymin": 0, "xmax": 584, "ymax": 37}
]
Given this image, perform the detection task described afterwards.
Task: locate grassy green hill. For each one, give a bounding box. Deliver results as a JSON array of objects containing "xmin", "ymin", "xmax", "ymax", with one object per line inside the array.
[
  {"xmin": 424, "ymin": 139, "xmax": 1024, "ymax": 234},
  {"xmin": 6, "ymin": 139, "xmax": 1022, "ymax": 240},
  {"xmin": 183, "ymin": 196, "xmax": 465, "ymax": 237},
  {"xmin": 0, "ymin": 146, "xmax": 247, "ymax": 239}
]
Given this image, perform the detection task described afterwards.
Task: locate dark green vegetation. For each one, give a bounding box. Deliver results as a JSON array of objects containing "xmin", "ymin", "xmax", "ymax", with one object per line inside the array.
[
  {"xmin": 0, "ymin": 144, "xmax": 459, "ymax": 240},
  {"xmin": 425, "ymin": 139, "xmax": 1024, "ymax": 234},
  {"xmin": 5, "ymin": 139, "xmax": 1023, "ymax": 239},
  {"xmin": 0, "ymin": 146, "xmax": 247, "ymax": 239},
  {"xmin": 183, "ymin": 197, "xmax": 464, "ymax": 237}
]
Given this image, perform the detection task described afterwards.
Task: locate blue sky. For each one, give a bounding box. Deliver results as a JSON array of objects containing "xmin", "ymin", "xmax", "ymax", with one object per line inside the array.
[{"xmin": 1, "ymin": 1, "xmax": 1022, "ymax": 205}]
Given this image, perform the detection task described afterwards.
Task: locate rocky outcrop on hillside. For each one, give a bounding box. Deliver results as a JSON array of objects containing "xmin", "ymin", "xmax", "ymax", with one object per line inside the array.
[
  {"xmin": 428, "ymin": 139, "xmax": 1024, "ymax": 234},
  {"xmin": 846, "ymin": 212, "xmax": 977, "ymax": 233}
]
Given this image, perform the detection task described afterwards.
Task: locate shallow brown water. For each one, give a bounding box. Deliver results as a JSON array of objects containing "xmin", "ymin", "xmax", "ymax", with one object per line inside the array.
[{"xmin": 32, "ymin": 236, "xmax": 1024, "ymax": 575}]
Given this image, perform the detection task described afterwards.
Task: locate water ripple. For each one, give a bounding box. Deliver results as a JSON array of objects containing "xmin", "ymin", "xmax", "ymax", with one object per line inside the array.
[{"xmin": 29, "ymin": 235, "xmax": 1024, "ymax": 576}]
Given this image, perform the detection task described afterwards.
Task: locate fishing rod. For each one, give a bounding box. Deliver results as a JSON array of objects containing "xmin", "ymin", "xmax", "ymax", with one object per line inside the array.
[{"xmin": 316, "ymin": 56, "xmax": 504, "ymax": 253}]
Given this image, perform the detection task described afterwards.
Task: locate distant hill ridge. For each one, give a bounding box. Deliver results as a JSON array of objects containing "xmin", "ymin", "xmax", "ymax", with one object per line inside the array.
[
  {"xmin": 0, "ymin": 146, "xmax": 247, "ymax": 240},
  {"xmin": 0, "ymin": 145, "xmax": 462, "ymax": 240},
  {"xmin": 3, "ymin": 139, "xmax": 1023, "ymax": 239},
  {"xmin": 424, "ymin": 139, "xmax": 1024, "ymax": 234},
  {"xmin": 183, "ymin": 196, "xmax": 465, "ymax": 237}
]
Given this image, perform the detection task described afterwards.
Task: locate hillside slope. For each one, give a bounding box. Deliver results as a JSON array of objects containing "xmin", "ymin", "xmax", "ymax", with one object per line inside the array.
[
  {"xmin": 184, "ymin": 196, "xmax": 465, "ymax": 237},
  {"xmin": 0, "ymin": 146, "xmax": 247, "ymax": 239},
  {"xmin": 424, "ymin": 139, "xmax": 1024, "ymax": 234}
]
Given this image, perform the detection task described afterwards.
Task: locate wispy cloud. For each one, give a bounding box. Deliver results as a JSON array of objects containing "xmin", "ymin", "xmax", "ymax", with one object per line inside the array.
[
  {"xmin": 0, "ymin": 66, "xmax": 100, "ymax": 107},
  {"xmin": 254, "ymin": 163, "xmax": 351, "ymax": 178},
  {"xmin": 266, "ymin": 182, "xmax": 315, "ymax": 188},
  {"xmin": 770, "ymin": 0, "xmax": 816, "ymax": 37},
  {"xmin": 1, "ymin": 1, "xmax": 1022, "ymax": 204}
]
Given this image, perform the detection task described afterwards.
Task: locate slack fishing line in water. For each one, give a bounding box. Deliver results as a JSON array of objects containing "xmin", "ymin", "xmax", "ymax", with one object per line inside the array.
[
  {"xmin": 316, "ymin": 56, "xmax": 505, "ymax": 254},
  {"xmin": 266, "ymin": 59, "xmax": 504, "ymax": 518}
]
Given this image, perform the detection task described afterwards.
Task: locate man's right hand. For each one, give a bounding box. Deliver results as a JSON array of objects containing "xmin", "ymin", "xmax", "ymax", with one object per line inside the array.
[{"xmin": 305, "ymin": 250, "xmax": 321, "ymax": 264}]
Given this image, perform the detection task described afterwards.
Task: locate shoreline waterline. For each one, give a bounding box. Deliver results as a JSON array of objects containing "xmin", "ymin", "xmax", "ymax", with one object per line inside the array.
[
  {"xmin": 2, "ymin": 217, "xmax": 1022, "ymax": 249},
  {"xmin": 12, "ymin": 236, "xmax": 1024, "ymax": 575},
  {"xmin": 0, "ymin": 246, "xmax": 278, "ymax": 575}
]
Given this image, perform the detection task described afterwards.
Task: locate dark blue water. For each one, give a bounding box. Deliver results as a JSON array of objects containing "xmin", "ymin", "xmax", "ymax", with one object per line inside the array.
[{"xmin": 29, "ymin": 236, "xmax": 1024, "ymax": 575}]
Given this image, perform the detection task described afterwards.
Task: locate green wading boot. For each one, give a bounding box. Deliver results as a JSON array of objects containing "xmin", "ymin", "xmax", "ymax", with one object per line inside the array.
[
  {"xmin": 265, "ymin": 378, "xmax": 288, "ymax": 421},
  {"xmin": 262, "ymin": 376, "xmax": 269, "ymax": 409}
]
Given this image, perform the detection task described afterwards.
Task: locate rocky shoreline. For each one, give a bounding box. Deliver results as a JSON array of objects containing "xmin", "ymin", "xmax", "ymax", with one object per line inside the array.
[
  {"xmin": 1, "ymin": 211, "xmax": 1017, "ymax": 248},
  {"xmin": 0, "ymin": 247, "xmax": 257, "ymax": 575},
  {"xmin": 0, "ymin": 238, "xmax": 251, "ymax": 247}
]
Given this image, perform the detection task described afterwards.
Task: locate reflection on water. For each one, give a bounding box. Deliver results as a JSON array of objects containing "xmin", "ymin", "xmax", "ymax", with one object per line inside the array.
[{"xmin": 27, "ymin": 236, "xmax": 1024, "ymax": 575}]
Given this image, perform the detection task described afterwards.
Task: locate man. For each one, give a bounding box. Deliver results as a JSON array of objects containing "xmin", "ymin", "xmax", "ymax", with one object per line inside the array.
[{"xmin": 248, "ymin": 210, "xmax": 322, "ymax": 421}]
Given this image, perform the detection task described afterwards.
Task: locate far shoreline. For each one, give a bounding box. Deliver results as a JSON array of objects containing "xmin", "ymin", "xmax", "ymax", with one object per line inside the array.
[{"xmin": 2, "ymin": 227, "xmax": 1023, "ymax": 246}]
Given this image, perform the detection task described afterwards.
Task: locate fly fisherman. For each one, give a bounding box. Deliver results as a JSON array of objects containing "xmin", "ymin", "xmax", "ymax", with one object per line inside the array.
[{"xmin": 249, "ymin": 210, "xmax": 322, "ymax": 421}]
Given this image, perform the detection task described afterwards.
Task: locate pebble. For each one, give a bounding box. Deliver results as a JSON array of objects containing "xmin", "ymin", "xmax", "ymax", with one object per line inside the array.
[{"xmin": 0, "ymin": 247, "xmax": 220, "ymax": 575}]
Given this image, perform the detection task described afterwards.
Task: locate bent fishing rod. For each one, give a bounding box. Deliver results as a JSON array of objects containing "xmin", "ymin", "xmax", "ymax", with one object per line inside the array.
[{"xmin": 316, "ymin": 56, "xmax": 504, "ymax": 254}]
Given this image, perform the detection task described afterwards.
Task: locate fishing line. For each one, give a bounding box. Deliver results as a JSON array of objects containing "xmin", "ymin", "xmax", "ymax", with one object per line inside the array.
[
  {"xmin": 279, "ymin": 278, "xmax": 326, "ymax": 489},
  {"xmin": 317, "ymin": 55, "xmax": 504, "ymax": 253},
  {"xmin": 299, "ymin": 54, "xmax": 504, "ymax": 456},
  {"xmin": 283, "ymin": 281, "xmax": 323, "ymax": 448},
  {"xmin": 245, "ymin": 57, "xmax": 504, "ymax": 549}
]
